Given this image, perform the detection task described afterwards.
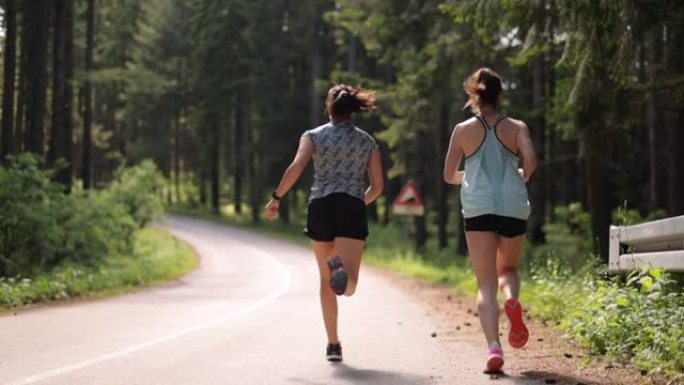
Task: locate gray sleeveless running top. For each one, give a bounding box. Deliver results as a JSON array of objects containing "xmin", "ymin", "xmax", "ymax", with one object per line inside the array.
[
  {"xmin": 460, "ymin": 115, "xmax": 530, "ymax": 220},
  {"xmin": 302, "ymin": 121, "xmax": 378, "ymax": 201}
]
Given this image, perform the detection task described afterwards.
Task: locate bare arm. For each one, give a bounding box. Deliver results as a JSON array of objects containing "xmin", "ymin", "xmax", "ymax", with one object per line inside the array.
[
  {"xmin": 516, "ymin": 123, "xmax": 537, "ymax": 182},
  {"xmin": 265, "ymin": 136, "xmax": 314, "ymax": 219},
  {"xmin": 443, "ymin": 124, "xmax": 465, "ymax": 185},
  {"xmin": 364, "ymin": 150, "xmax": 384, "ymax": 205}
]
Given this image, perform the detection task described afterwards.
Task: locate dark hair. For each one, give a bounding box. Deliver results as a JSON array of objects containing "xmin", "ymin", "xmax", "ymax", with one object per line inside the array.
[
  {"xmin": 463, "ymin": 68, "xmax": 502, "ymax": 114},
  {"xmin": 325, "ymin": 84, "xmax": 375, "ymax": 119}
]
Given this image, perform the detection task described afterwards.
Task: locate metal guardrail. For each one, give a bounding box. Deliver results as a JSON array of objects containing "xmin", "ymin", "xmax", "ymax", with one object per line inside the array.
[{"xmin": 608, "ymin": 215, "xmax": 684, "ymax": 272}]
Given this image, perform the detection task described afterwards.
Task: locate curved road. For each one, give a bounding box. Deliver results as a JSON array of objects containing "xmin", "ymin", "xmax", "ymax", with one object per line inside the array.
[{"xmin": 0, "ymin": 215, "xmax": 535, "ymax": 385}]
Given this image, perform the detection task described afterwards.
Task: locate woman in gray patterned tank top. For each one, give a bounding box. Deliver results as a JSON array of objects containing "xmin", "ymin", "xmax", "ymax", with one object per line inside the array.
[{"xmin": 265, "ymin": 84, "xmax": 384, "ymax": 362}]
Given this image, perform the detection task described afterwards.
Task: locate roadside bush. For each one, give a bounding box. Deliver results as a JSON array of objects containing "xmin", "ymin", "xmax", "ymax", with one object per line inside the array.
[
  {"xmin": 0, "ymin": 228, "xmax": 196, "ymax": 308},
  {"xmin": 567, "ymin": 268, "xmax": 684, "ymax": 376},
  {"xmin": 0, "ymin": 154, "xmax": 66, "ymax": 276},
  {"xmin": 525, "ymin": 202, "xmax": 594, "ymax": 273},
  {"xmin": 59, "ymin": 190, "xmax": 137, "ymax": 266},
  {"xmin": 0, "ymin": 154, "xmax": 165, "ymax": 278},
  {"xmin": 108, "ymin": 159, "xmax": 165, "ymax": 227},
  {"xmin": 522, "ymin": 203, "xmax": 684, "ymax": 377}
]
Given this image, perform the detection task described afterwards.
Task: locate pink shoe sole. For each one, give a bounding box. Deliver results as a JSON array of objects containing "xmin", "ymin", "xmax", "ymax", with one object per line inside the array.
[
  {"xmin": 505, "ymin": 298, "xmax": 529, "ymax": 348},
  {"xmin": 484, "ymin": 349, "xmax": 504, "ymax": 373}
]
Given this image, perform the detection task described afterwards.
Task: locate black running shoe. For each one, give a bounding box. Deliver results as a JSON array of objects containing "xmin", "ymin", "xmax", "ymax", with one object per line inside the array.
[
  {"xmin": 326, "ymin": 343, "xmax": 343, "ymax": 362},
  {"xmin": 326, "ymin": 256, "xmax": 348, "ymax": 295}
]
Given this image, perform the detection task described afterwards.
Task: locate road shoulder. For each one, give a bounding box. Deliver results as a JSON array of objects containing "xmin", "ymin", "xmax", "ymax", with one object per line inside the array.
[{"xmin": 366, "ymin": 266, "xmax": 650, "ymax": 385}]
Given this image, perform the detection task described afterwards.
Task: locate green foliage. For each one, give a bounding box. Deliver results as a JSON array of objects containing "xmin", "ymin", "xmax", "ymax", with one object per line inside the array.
[
  {"xmin": 0, "ymin": 154, "xmax": 165, "ymax": 278},
  {"xmin": 0, "ymin": 228, "xmax": 196, "ymax": 309},
  {"xmin": 525, "ymin": 202, "xmax": 594, "ymax": 272},
  {"xmin": 0, "ymin": 154, "xmax": 69, "ymax": 275},
  {"xmin": 566, "ymin": 268, "xmax": 684, "ymax": 376},
  {"xmin": 521, "ymin": 258, "xmax": 590, "ymax": 322},
  {"xmin": 59, "ymin": 189, "xmax": 137, "ymax": 266},
  {"xmin": 108, "ymin": 159, "xmax": 166, "ymax": 227},
  {"xmin": 614, "ymin": 201, "xmax": 667, "ymax": 227}
]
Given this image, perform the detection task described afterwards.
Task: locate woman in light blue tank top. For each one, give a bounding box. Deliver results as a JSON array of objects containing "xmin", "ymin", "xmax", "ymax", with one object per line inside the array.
[{"xmin": 443, "ymin": 68, "xmax": 538, "ymax": 373}]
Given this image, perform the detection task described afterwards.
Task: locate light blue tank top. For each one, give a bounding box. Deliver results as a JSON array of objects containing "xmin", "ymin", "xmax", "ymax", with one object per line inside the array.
[{"xmin": 460, "ymin": 115, "xmax": 530, "ymax": 220}]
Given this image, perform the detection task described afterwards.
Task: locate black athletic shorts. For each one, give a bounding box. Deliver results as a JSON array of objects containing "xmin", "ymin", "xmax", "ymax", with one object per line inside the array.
[
  {"xmin": 464, "ymin": 214, "xmax": 527, "ymax": 238},
  {"xmin": 304, "ymin": 193, "xmax": 368, "ymax": 242}
]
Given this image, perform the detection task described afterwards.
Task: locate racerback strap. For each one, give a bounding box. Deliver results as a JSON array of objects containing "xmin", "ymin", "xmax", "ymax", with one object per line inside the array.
[{"xmin": 476, "ymin": 114, "xmax": 507, "ymax": 130}]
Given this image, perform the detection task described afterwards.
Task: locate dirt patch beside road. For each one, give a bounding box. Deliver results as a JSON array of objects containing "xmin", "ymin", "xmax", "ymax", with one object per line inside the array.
[{"xmin": 368, "ymin": 266, "xmax": 660, "ymax": 385}]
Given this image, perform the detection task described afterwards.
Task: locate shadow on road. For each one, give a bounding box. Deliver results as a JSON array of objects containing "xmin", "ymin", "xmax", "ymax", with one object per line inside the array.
[
  {"xmin": 331, "ymin": 362, "xmax": 432, "ymax": 384},
  {"xmin": 520, "ymin": 370, "xmax": 601, "ymax": 384}
]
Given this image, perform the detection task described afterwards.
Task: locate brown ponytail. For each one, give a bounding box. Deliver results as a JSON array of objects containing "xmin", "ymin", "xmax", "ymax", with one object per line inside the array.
[
  {"xmin": 326, "ymin": 84, "xmax": 376, "ymax": 119},
  {"xmin": 463, "ymin": 68, "xmax": 502, "ymax": 114}
]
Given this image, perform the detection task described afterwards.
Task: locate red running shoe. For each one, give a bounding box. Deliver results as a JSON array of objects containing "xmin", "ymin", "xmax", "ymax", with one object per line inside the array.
[
  {"xmin": 505, "ymin": 298, "xmax": 529, "ymax": 348},
  {"xmin": 484, "ymin": 347, "xmax": 504, "ymax": 374}
]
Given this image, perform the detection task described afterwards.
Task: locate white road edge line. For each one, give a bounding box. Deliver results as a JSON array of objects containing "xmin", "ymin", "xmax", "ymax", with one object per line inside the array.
[{"xmin": 5, "ymin": 243, "xmax": 291, "ymax": 385}]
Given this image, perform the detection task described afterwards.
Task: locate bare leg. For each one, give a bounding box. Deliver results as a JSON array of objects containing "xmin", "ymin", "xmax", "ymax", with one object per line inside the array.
[
  {"xmin": 497, "ymin": 234, "xmax": 529, "ymax": 349},
  {"xmin": 312, "ymin": 240, "xmax": 339, "ymax": 344},
  {"xmin": 334, "ymin": 237, "xmax": 364, "ymax": 296},
  {"xmin": 466, "ymin": 231, "xmax": 501, "ymax": 346},
  {"xmin": 496, "ymin": 235, "xmax": 525, "ymax": 300}
]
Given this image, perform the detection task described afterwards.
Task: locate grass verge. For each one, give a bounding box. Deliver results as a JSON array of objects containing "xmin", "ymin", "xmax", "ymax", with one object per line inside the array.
[{"xmin": 0, "ymin": 227, "xmax": 197, "ymax": 310}]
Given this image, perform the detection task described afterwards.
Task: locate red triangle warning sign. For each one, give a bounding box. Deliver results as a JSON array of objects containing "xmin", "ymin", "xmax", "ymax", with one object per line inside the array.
[{"xmin": 392, "ymin": 180, "xmax": 425, "ymax": 216}]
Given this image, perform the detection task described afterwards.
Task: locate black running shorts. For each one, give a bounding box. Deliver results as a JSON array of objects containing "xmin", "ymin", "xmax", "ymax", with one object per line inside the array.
[
  {"xmin": 464, "ymin": 214, "xmax": 527, "ymax": 238},
  {"xmin": 304, "ymin": 193, "xmax": 368, "ymax": 242}
]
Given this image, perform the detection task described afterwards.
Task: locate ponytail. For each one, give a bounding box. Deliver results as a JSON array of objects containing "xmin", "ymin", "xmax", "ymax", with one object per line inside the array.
[
  {"xmin": 326, "ymin": 84, "xmax": 376, "ymax": 119},
  {"xmin": 463, "ymin": 68, "xmax": 502, "ymax": 114}
]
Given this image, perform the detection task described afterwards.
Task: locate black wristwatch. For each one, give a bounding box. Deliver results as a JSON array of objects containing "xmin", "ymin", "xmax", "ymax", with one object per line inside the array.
[{"xmin": 271, "ymin": 190, "xmax": 282, "ymax": 201}]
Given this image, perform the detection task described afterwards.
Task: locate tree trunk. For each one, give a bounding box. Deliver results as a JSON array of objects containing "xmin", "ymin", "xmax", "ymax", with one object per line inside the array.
[
  {"xmin": 248, "ymin": 155, "xmax": 260, "ymax": 223},
  {"xmin": 60, "ymin": 0, "xmax": 75, "ymax": 188},
  {"xmin": 234, "ymin": 87, "xmax": 245, "ymax": 214},
  {"xmin": 546, "ymin": 59, "xmax": 558, "ymax": 210},
  {"xmin": 244, "ymin": 81, "xmax": 259, "ymax": 223},
  {"xmin": 528, "ymin": 54, "xmax": 547, "ymax": 242},
  {"xmin": 248, "ymin": 131, "xmax": 260, "ymax": 223},
  {"xmin": 1, "ymin": 0, "xmax": 17, "ymax": 159},
  {"xmin": 455, "ymin": 187, "xmax": 468, "ymax": 256},
  {"xmin": 82, "ymin": 0, "xmax": 94, "ymax": 189},
  {"xmin": 210, "ymin": 120, "xmax": 221, "ymax": 213},
  {"xmin": 436, "ymin": 101, "xmax": 449, "ymax": 249},
  {"xmin": 310, "ymin": 46, "xmax": 322, "ymax": 127},
  {"xmin": 381, "ymin": 143, "xmax": 395, "ymax": 226},
  {"xmin": 413, "ymin": 133, "xmax": 428, "ymax": 249},
  {"xmin": 278, "ymin": 194, "xmax": 290, "ymax": 224},
  {"xmin": 23, "ymin": 0, "xmax": 50, "ymax": 156},
  {"xmin": 413, "ymin": 206, "xmax": 427, "ymax": 249},
  {"xmin": 646, "ymin": 94, "xmax": 658, "ymax": 212},
  {"xmin": 347, "ymin": 31, "xmax": 358, "ymax": 73},
  {"xmin": 14, "ymin": 3, "xmax": 28, "ymax": 154},
  {"xmin": 646, "ymin": 30, "xmax": 662, "ymax": 212},
  {"xmin": 199, "ymin": 172, "xmax": 207, "ymax": 206},
  {"xmin": 586, "ymin": 153, "xmax": 611, "ymax": 262},
  {"xmin": 49, "ymin": 0, "xmax": 66, "ymax": 169},
  {"xmin": 667, "ymin": 25, "xmax": 684, "ymax": 215},
  {"xmin": 381, "ymin": 65, "xmax": 396, "ymax": 226},
  {"xmin": 671, "ymin": 111, "xmax": 684, "ymax": 215},
  {"xmin": 173, "ymin": 110, "xmax": 181, "ymax": 203}
]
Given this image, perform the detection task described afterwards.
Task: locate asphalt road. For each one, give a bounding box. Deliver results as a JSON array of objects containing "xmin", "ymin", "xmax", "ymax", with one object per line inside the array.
[{"xmin": 0, "ymin": 215, "xmax": 537, "ymax": 385}]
